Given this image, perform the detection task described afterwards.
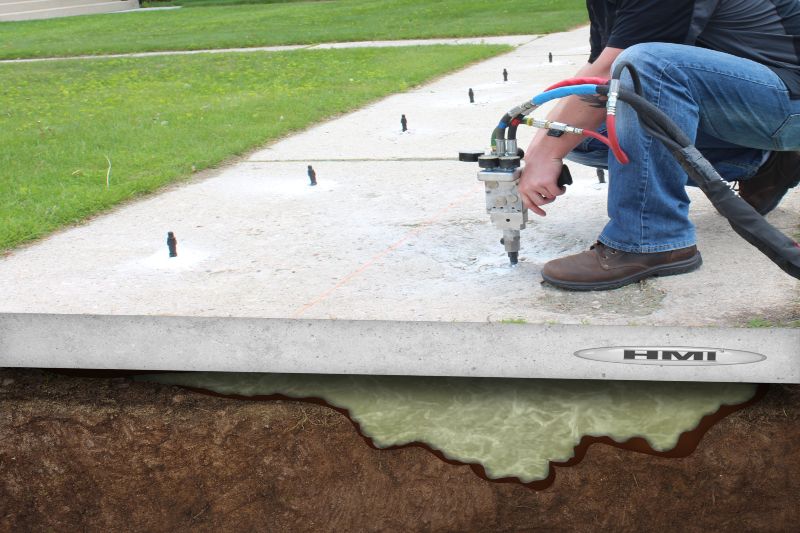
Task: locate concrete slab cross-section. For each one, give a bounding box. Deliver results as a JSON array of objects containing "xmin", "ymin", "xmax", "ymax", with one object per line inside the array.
[
  {"xmin": 0, "ymin": 27, "xmax": 797, "ymax": 379},
  {"xmin": 1, "ymin": 314, "xmax": 798, "ymax": 383}
]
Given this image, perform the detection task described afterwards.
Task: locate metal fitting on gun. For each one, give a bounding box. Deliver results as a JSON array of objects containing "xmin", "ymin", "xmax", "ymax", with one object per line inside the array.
[
  {"xmin": 505, "ymin": 101, "xmax": 538, "ymax": 119},
  {"xmin": 526, "ymin": 118, "xmax": 584, "ymax": 136}
]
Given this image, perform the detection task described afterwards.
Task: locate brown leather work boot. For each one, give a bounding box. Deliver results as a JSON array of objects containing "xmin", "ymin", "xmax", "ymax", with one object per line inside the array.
[
  {"xmin": 541, "ymin": 242, "xmax": 702, "ymax": 291},
  {"xmin": 738, "ymin": 151, "xmax": 800, "ymax": 215}
]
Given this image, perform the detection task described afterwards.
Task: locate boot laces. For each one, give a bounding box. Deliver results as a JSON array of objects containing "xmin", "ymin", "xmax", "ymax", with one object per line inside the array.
[{"xmin": 591, "ymin": 242, "xmax": 618, "ymax": 258}]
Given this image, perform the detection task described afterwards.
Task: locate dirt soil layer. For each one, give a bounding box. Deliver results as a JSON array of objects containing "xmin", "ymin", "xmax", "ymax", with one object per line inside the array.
[{"xmin": 1, "ymin": 368, "xmax": 798, "ymax": 532}]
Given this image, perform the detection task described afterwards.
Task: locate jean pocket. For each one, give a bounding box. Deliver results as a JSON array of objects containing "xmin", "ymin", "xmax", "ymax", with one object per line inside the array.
[{"xmin": 772, "ymin": 114, "xmax": 800, "ymax": 150}]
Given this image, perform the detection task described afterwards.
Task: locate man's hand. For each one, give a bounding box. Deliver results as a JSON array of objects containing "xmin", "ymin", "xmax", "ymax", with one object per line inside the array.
[
  {"xmin": 517, "ymin": 46, "xmax": 622, "ymax": 216},
  {"xmin": 517, "ymin": 156, "xmax": 567, "ymax": 216}
]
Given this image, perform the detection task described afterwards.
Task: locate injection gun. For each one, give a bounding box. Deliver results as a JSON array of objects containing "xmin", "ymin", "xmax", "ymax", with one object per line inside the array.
[{"xmin": 459, "ymin": 144, "xmax": 572, "ymax": 265}]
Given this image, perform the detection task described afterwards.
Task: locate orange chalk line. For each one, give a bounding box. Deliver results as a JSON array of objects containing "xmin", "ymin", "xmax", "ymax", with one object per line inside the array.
[{"xmin": 291, "ymin": 183, "xmax": 482, "ymax": 318}]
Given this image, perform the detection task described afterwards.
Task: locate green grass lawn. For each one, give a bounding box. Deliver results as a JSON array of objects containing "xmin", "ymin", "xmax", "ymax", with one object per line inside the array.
[
  {"xmin": 0, "ymin": 45, "xmax": 507, "ymax": 251},
  {"xmin": 0, "ymin": 0, "xmax": 586, "ymax": 59}
]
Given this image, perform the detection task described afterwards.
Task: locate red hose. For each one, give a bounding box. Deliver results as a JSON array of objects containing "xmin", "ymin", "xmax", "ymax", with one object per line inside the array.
[
  {"xmin": 583, "ymin": 127, "xmax": 630, "ymax": 164},
  {"xmin": 605, "ymin": 114, "xmax": 629, "ymax": 164},
  {"xmin": 540, "ymin": 76, "xmax": 628, "ymax": 163},
  {"xmin": 544, "ymin": 77, "xmax": 609, "ymax": 91}
]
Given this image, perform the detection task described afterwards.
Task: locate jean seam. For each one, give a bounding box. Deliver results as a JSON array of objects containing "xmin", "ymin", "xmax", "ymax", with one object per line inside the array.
[
  {"xmin": 639, "ymin": 134, "xmax": 652, "ymax": 245},
  {"xmin": 639, "ymin": 56, "xmax": 671, "ymax": 247},
  {"xmin": 652, "ymin": 55, "xmax": 788, "ymax": 92},
  {"xmin": 683, "ymin": 65, "xmax": 789, "ymax": 142},
  {"xmin": 771, "ymin": 113, "xmax": 800, "ymax": 150},
  {"xmin": 610, "ymin": 48, "xmax": 697, "ymax": 251},
  {"xmin": 722, "ymin": 160, "xmax": 764, "ymax": 180}
]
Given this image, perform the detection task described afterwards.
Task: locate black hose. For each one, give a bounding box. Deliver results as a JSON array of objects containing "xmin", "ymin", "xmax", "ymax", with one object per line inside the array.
[
  {"xmin": 678, "ymin": 146, "xmax": 800, "ymax": 278},
  {"xmin": 598, "ymin": 84, "xmax": 680, "ymax": 157},
  {"xmin": 493, "ymin": 113, "xmax": 512, "ymax": 144},
  {"xmin": 493, "ymin": 126, "xmax": 505, "ymax": 143},
  {"xmin": 611, "ymin": 60, "xmax": 643, "ymax": 96},
  {"xmin": 507, "ymin": 120, "xmax": 519, "ymax": 141},
  {"xmin": 616, "ymin": 89, "xmax": 691, "ymax": 148}
]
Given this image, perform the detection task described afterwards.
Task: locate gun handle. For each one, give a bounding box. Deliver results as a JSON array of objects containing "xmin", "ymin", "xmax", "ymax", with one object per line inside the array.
[{"xmin": 557, "ymin": 164, "xmax": 573, "ymax": 188}]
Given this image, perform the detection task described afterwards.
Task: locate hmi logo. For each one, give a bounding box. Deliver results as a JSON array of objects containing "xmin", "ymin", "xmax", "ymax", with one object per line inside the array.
[
  {"xmin": 574, "ymin": 346, "xmax": 766, "ymax": 366},
  {"xmin": 624, "ymin": 349, "xmax": 716, "ymax": 361}
]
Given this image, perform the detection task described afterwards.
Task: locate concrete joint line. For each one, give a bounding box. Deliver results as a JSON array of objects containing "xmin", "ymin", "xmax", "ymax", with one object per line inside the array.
[{"xmin": 247, "ymin": 157, "xmax": 458, "ymax": 163}]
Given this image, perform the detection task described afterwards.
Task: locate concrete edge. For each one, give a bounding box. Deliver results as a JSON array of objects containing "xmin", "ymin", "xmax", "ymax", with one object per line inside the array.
[
  {"xmin": 1, "ymin": 313, "xmax": 797, "ymax": 383},
  {"xmin": 0, "ymin": 34, "xmax": 540, "ymax": 64}
]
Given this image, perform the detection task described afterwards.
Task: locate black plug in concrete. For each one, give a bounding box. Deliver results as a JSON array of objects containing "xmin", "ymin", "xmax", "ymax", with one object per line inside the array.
[{"xmin": 167, "ymin": 231, "xmax": 177, "ymax": 258}]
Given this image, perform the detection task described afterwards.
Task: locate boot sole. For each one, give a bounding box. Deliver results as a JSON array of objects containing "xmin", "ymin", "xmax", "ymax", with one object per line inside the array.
[
  {"xmin": 541, "ymin": 252, "xmax": 703, "ymax": 291},
  {"xmin": 755, "ymin": 175, "xmax": 800, "ymax": 215}
]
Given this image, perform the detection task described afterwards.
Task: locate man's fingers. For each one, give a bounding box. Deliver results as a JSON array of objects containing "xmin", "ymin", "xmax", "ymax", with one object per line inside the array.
[
  {"xmin": 544, "ymin": 184, "xmax": 566, "ymax": 198},
  {"xmin": 540, "ymin": 193, "xmax": 557, "ymax": 204},
  {"xmin": 532, "ymin": 191, "xmax": 557, "ymax": 205},
  {"xmin": 520, "ymin": 190, "xmax": 552, "ymax": 216}
]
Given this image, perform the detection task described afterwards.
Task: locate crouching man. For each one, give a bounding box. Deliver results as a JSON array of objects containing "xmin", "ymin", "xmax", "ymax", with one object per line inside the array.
[{"xmin": 520, "ymin": 0, "xmax": 800, "ymax": 290}]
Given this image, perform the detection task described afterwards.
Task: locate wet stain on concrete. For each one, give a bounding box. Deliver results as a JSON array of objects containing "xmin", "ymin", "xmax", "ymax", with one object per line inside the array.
[{"xmin": 537, "ymin": 279, "xmax": 667, "ymax": 318}]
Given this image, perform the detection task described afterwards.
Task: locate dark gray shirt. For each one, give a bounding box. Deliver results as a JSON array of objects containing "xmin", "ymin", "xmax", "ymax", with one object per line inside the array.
[{"xmin": 588, "ymin": 0, "xmax": 800, "ymax": 98}]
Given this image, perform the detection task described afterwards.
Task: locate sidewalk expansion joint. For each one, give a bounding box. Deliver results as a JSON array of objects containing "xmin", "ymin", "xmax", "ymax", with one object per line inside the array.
[{"xmin": 247, "ymin": 157, "xmax": 460, "ymax": 163}]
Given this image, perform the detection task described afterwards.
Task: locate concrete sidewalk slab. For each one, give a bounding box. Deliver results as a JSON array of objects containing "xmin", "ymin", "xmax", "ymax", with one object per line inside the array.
[
  {"xmin": 0, "ymin": 0, "xmax": 139, "ymax": 21},
  {"xmin": 0, "ymin": 35, "xmax": 538, "ymax": 64},
  {"xmin": 0, "ymin": 27, "xmax": 797, "ymax": 376}
]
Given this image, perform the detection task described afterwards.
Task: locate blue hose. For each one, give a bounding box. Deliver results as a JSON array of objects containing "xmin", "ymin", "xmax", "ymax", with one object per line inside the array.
[
  {"xmin": 531, "ymin": 84, "xmax": 598, "ymax": 106},
  {"xmin": 496, "ymin": 85, "xmax": 600, "ymax": 129}
]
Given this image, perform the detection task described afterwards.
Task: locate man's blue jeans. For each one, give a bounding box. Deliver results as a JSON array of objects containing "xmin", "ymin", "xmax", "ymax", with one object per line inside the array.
[{"xmin": 566, "ymin": 43, "xmax": 800, "ymax": 253}]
